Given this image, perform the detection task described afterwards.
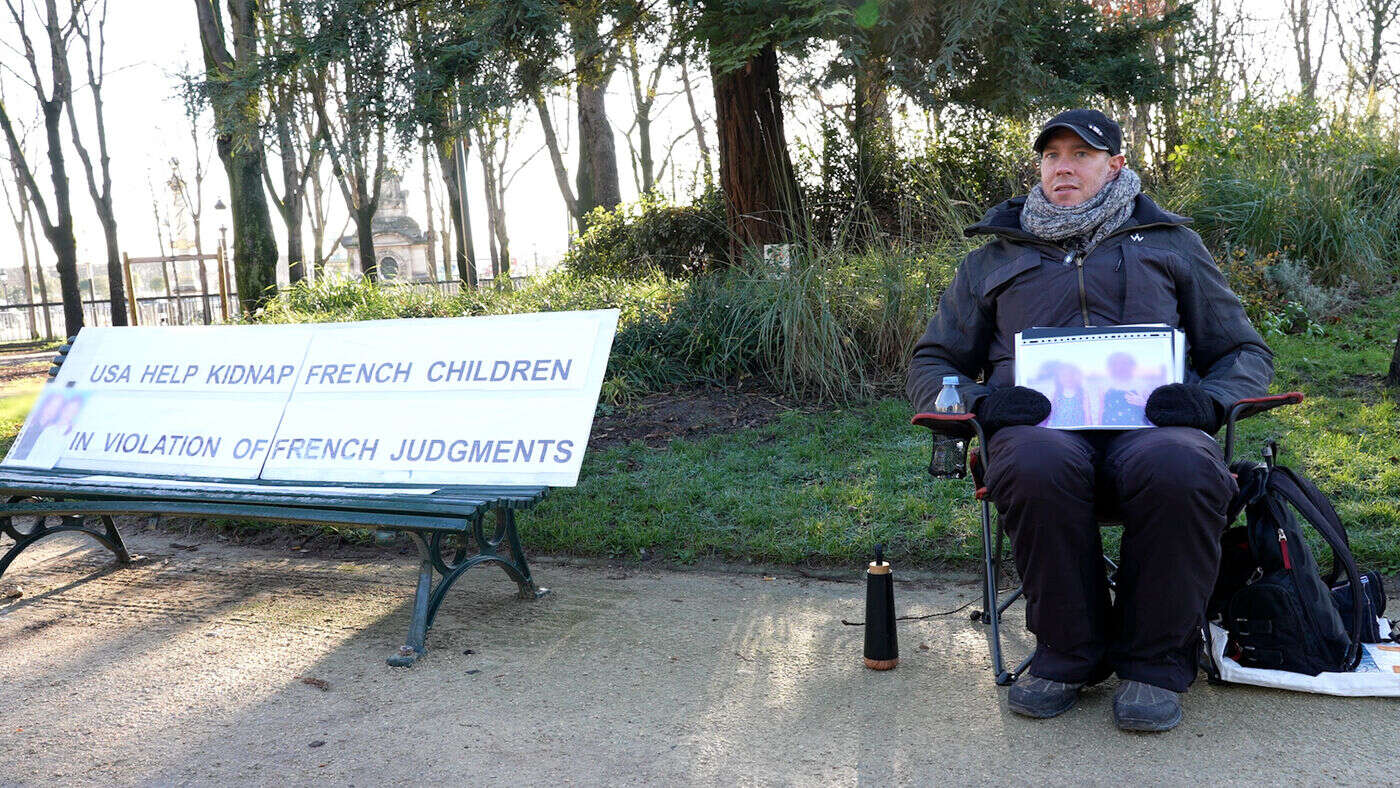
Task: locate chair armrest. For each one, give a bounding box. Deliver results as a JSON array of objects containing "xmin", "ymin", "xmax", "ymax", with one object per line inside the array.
[
  {"xmin": 1227, "ymin": 392, "xmax": 1304, "ymax": 424},
  {"xmin": 1223, "ymin": 392, "xmax": 1303, "ymax": 466},
  {"xmin": 910, "ymin": 412, "xmax": 978, "ymax": 441}
]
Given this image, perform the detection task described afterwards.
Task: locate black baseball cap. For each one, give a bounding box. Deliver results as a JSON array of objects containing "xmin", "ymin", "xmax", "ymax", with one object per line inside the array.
[{"xmin": 1033, "ymin": 109, "xmax": 1122, "ymax": 156}]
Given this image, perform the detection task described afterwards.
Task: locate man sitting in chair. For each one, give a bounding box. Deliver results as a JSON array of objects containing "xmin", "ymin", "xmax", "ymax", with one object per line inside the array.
[{"xmin": 907, "ymin": 110, "xmax": 1273, "ymax": 732}]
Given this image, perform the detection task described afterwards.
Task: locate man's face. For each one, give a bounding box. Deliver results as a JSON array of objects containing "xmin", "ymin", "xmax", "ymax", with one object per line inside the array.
[{"xmin": 1038, "ymin": 129, "xmax": 1126, "ymax": 207}]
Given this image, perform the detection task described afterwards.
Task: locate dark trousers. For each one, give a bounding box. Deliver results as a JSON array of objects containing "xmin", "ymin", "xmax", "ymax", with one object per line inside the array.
[{"xmin": 984, "ymin": 426, "xmax": 1236, "ymax": 692}]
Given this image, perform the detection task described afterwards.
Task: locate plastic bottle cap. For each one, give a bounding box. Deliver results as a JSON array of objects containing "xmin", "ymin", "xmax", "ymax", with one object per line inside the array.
[{"xmin": 942, "ymin": 375, "xmax": 959, "ymax": 385}]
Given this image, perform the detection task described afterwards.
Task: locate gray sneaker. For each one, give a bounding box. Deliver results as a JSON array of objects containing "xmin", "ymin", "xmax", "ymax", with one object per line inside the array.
[
  {"xmin": 1007, "ymin": 674, "xmax": 1083, "ymax": 719},
  {"xmin": 1113, "ymin": 680, "xmax": 1183, "ymax": 732}
]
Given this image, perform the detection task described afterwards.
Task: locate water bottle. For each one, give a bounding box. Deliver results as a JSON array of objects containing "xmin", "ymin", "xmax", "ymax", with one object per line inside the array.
[
  {"xmin": 934, "ymin": 375, "xmax": 966, "ymax": 414},
  {"xmin": 931, "ymin": 375, "xmax": 967, "ymax": 478}
]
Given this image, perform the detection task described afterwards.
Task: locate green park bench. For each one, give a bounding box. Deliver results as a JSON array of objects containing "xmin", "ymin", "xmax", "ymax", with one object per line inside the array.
[{"xmin": 0, "ymin": 312, "xmax": 616, "ymax": 666}]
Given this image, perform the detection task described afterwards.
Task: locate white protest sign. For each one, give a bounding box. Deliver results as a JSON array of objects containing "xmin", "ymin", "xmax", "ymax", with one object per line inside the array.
[
  {"xmin": 262, "ymin": 311, "xmax": 616, "ymax": 486},
  {"xmin": 3, "ymin": 310, "xmax": 619, "ymax": 487},
  {"xmin": 5, "ymin": 325, "xmax": 315, "ymax": 478}
]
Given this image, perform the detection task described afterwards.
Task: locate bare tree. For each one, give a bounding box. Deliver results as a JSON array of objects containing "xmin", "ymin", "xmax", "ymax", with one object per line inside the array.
[
  {"xmin": 0, "ymin": 0, "xmax": 86, "ymax": 336},
  {"xmin": 145, "ymin": 172, "xmax": 186, "ymax": 324},
  {"xmin": 1285, "ymin": 0, "xmax": 1333, "ymax": 102},
  {"xmin": 168, "ymin": 157, "xmax": 215, "ymax": 323},
  {"xmin": 62, "ymin": 0, "xmax": 127, "ymax": 325},
  {"xmin": 305, "ymin": 4, "xmax": 394, "ymax": 284},
  {"xmin": 169, "ymin": 85, "xmax": 215, "ymax": 324},
  {"xmin": 259, "ymin": 0, "xmax": 322, "ymax": 285},
  {"xmin": 432, "ymin": 168, "xmax": 452, "ymax": 280},
  {"xmin": 301, "ymin": 112, "xmax": 333, "ymax": 277},
  {"xmin": 678, "ymin": 55, "xmax": 712, "ymax": 187},
  {"xmin": 2, "ymin": 150, "xmax": 41, "ymax": 338},
  {"xmin": 1331, "ymin": 0, "xmax": 1399, "ymax": 109},
  {"xmin": 620, "ymin": 19, "xmax": 691, "ymax": 195},
  {"xmin": 475, "ymin": 108, "xmax": 543, "ymax": 280},
  {"xmin": 420, "ymin": 137, "xmax": 439, "ymax": 281},
  {"xmin": 475, "ymin": 118, "xmax": 507, "ymax": 278},
  {"xmin": 531, "ymin": 87, "xmax": 580, "ymax": 228}
]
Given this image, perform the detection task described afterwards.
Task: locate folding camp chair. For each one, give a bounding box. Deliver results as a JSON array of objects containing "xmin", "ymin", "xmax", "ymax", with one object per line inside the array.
[{"xmin": 911, "ymin": 391, "xmax": 1304, "ymax": 686}]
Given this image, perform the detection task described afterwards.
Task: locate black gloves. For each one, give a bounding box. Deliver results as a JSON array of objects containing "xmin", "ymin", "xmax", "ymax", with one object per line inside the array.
[
  {"xmin": 974, "ymin": 386, "xmax": 1052, "ymax": 436},
  {"xmin": 1145, "ymin": 383, "xmax": 1223, "ymax": 433}
]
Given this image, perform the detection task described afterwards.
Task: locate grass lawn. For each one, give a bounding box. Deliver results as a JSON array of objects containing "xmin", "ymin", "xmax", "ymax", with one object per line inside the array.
[
  {"xmin": 527, "ymin": 289, "xmax": 1400, "ymax": 570},
  {"xmin": 0, "ymin": 377, "xmax": 45, "ymax": 455}
]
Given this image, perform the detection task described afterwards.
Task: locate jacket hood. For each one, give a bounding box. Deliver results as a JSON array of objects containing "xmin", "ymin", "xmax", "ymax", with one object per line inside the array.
[{"xmin": 964, "ymin": 193, "xmax": 1191, "ymax": 241}]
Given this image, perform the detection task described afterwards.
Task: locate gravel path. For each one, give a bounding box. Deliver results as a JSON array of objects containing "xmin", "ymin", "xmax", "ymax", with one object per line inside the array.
[{"xmin": 1, "ymin": 528, "xmax": 1395, "ymax": 785}]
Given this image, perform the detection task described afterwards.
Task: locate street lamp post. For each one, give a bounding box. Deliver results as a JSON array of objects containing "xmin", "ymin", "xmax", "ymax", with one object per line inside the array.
[{"xmin": 214, "ymin": 198, "xmax": 230, "ymax": 321}]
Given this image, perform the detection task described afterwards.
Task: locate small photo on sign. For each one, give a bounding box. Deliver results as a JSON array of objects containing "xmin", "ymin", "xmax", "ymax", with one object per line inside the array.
[
  {"xmin": 1015, "ymin": 326, "xmax": 1182, "ymax": 430},
  {"xmin": 6, "ymin": 388, "xmax": 88, "ymax": 468},
  {"xmin": 1025, "ymin": 352, "xmax": 1165, "ymax": 429}
]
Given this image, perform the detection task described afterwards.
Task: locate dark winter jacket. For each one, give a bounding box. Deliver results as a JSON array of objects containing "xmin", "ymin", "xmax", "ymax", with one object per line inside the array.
[{"xmin": 907, "ymin": 193, "xmax": 1273, "ymax": 414}]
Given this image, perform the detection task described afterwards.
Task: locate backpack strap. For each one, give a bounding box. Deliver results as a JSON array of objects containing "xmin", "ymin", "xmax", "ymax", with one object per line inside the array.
[
  {"xmin": 1227, "ymin": 461, "xmax": 1269, "ymax": 525},
  {"xmin": 1269, "ymin": 466, "xmax": 1366, "ymax": 670}
]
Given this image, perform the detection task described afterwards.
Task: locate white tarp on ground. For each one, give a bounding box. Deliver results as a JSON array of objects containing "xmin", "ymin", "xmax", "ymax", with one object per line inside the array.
[
  {"xmin": 1205, "ymin": 621, "xmax": 1400, "ymax": 697},
  {"xmin": 2, "ymin": 310, "xmax": 620, "ymax": 487}
]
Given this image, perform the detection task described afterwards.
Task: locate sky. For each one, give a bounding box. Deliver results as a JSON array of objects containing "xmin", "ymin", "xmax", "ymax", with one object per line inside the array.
[{"xmin": 0, "ymin": 0, "xmax": 1367, "ymax": 297}]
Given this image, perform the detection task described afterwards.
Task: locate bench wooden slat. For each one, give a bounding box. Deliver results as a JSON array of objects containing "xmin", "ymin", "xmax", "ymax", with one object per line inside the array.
[
  {"xmin": 0, "ymin": 498, "xmax": 479, "ymax": 533},
  {"xmin": 0, "ymin": 471, "xmax": 547, "ymax": 518}
]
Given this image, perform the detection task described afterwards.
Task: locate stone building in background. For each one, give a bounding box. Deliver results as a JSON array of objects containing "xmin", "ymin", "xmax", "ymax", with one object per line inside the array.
[{"xmin": 339, "ymin": 172, "xmax": 433, "ymax": 281}]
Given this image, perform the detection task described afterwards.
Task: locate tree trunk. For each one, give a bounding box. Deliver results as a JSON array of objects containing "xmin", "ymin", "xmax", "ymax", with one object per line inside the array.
[
  {"xmin": 680, "ymin": 57, "xmax": 712, "ymax": 182},
  {"xmin": 574, "ymin": 14, "xmax": 621, "ymax": 234},
  {"xmin": 196, "ymin": 0, "xmax": 280, "ymax": 313},
  {"xmin": 354, "ymin": 197, "xmax": 377, "ymax": 281},
  {"xmin": 531, "ymin": 91, "xmax": 579, "ymax": 228},
  {"xmin": 220, "ymin": 142, "xmax": 280, "ymax": 307},
  {"xmin": 19, "ymin": 263, "xmax": 36, "ymax": 338},
  {"xmin": 444, "ymin": 138, "xmax": 478, "ymax": 286},
  {"xmin": 437, "ymin": 197, "xmax": 453, "ymax": 283},
  {"xmin": 16, "ymin": 224, "xmax": 37, "ymax": 338},
  {"xmin": 29, "ymin": 217, "xmax": 52, "ymax": 338},
  {"xmin": 627, "ymin": 39, "xmax": 656, "ymax": 194},
  {"xmin": 576, "ymin": 79, "xmax": 622, "ymax": 233},
  {"xmin": 274, "ymin": 116, "xmax": 306, "ymax": 285},
  {"xmin": 420, "ymin": 139, "xmax": 439, "ymax": 281},
  {"xmin": 98, "ymin": 218, "xmax": 123, "ymax": 324},
  {"xmin": 637, "ymin": 102, "xmax": 654, "ymax": 194},
  {"xmin": 710, "ymin": 43, "xmax": 802, "ymax": 263},
  {"xmin": 39, "ymin": 114, "xmax": 83, "ymax": 336},
  {"xmin": 853, "ymin": 54, "xmax": 892, "ymax": 188},
  {"xmin": 307, "ymin": 171, "xmax": 328, "ymax": 277}
]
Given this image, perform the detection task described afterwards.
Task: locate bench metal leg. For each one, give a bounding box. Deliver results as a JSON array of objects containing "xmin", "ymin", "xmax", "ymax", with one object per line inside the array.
[
  {"xmin": 386, "ymin": 508, "xmax": 549, "ymax": 667},
  {"xmin": 0, "ymin": 513, "xmax": 132, "ymax": 582},
  {"xmin": 496, "ymin": 508, "xmax": 549, "ymax": 601}
]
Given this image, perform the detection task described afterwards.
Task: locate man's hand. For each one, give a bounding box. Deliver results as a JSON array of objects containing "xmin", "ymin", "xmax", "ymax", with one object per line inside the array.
[
  {"xmin": 974, "ymin": 386, "xmax": 1052, "ymax": 436},
  {"xmin": 1144, "ymin": 383, "xmax": 1222, "ymax": 433}
]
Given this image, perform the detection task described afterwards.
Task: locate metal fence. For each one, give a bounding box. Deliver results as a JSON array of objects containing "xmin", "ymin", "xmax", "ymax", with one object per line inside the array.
[{"xmin": 0, "ymin": 276, "xmax": 530, "ymax": 342}]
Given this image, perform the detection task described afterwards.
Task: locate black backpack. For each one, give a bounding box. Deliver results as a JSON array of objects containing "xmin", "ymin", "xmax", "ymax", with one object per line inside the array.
[{"xmin": 1207, "ymin": 450, "xmax": 1370, "ymax": 676}]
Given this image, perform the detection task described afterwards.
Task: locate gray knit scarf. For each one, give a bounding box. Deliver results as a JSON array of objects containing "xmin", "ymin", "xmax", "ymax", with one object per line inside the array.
[{"xmin": 1020, "ymin": 166, "xmax": 1142, "ymax": 254}]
